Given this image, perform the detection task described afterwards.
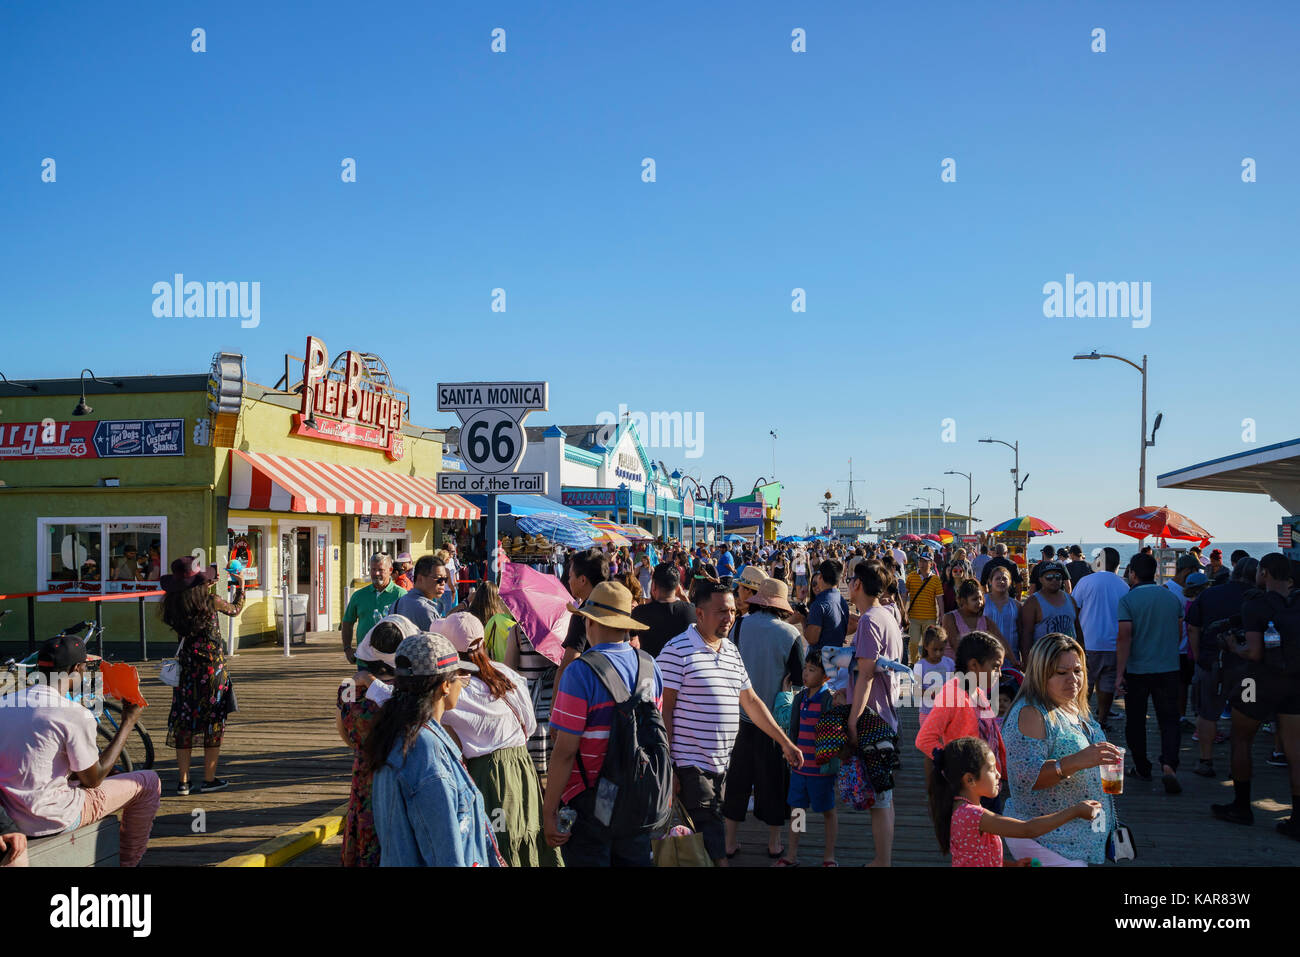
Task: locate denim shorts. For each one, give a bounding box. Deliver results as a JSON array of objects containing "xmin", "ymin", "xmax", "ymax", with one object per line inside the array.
[{"xmin": 788, "ymin": 772, "xmax": 836, "ymax": 813}]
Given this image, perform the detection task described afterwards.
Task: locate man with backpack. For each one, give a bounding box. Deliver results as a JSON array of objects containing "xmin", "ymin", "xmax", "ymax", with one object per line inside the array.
[
  {"xmin": 545, "ymin": 581, "xmax": 671, "ymax": 866},
  {"xmin": 1212, "ymin": 553, "xmax": 1300, "ymax": 838}
]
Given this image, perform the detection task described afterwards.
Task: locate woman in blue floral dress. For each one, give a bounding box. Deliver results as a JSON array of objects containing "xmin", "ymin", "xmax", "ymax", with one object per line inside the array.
[
  {"xmin": 161, "ymin": 556, "xmax": 244, "ymax": 796},
  {"xmin": 1002, "ymin": 632, "xmax": 1125, "ymax": 865}
]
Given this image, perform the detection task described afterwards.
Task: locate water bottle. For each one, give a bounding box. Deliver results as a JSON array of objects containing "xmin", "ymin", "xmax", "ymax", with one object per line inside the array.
[{"xmin": 1264, "ymin": 621, "xmax": 1282, "ymax": 650}]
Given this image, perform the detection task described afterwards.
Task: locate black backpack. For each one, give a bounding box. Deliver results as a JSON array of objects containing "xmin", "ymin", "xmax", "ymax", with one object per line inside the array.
[
  {"xmin": 570, "ymin": 648, "xmax": 672, "ymax": 839},
  {"xmin": 1259, "ymin": 589, "xmax": 1300, "ymax": 677}
]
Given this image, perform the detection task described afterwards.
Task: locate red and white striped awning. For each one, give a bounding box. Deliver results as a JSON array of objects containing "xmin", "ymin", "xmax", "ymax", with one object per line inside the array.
[{"xmin": 228, "ymin": 450, "xmax": 480, "ymax": 519}]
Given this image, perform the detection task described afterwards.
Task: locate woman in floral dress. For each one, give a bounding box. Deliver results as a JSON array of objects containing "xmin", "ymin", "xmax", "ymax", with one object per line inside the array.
[{"xmin": 161, "ymin": 556, "xmax": 244, "ymax": 796}]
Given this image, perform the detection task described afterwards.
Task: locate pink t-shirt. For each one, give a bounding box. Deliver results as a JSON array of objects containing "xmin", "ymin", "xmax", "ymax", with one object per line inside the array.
[
  {"xmin": 0, "ymin": 684, "xmax": 100, "ymax": 835},
  {"xmin": 950, "ymin": 798, "xmax": 1002, "ymax": 867}
]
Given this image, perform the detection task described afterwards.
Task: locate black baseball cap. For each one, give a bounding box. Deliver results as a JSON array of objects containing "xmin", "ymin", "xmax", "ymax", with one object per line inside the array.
[{"xmin": 37, "ymin": 634, "xmax": 87, "ymax": 671}]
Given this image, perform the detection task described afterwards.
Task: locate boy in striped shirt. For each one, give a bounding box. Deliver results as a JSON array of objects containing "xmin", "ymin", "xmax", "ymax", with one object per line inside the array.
[{"xmin": 775, "ymin": 654, "xmax": 840, "ymax": 867}]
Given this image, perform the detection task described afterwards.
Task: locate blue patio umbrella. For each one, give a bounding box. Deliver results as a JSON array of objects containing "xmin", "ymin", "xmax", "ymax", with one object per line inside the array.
[
  {"xmin": 778, "ymin": 535, "xmax": 802, "ymax": 544},
  {"xmin": 724, "ymin": 533, "xmax": 746, "ymax": 543},
  {"xmin": 515, "ymin": 512, "xmax": 598, "ymax": 549}
]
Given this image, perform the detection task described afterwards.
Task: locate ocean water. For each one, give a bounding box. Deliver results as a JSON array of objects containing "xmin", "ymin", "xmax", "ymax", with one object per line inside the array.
[{"xmin": 1069, "ymin": 542, "xmax": 1278, "ymax": 567}]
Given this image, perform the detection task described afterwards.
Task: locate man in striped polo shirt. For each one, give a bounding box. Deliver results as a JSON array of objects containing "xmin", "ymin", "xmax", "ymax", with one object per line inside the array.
[{"xmin": 659, "ymin": 578, "xmax": 803, "ymax": 865}]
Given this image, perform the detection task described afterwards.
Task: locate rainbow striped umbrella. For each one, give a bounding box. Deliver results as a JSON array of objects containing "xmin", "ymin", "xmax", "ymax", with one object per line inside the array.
[
  {"xmin": 989, "ymin": 516, "xmax": 1061, "ymax": 537},
  {"xmin": 937, "ymin": 528, "xmax": 956, "ymax": 545},
  {"xmin": 591, "ymin": 519, "xmax": 652, "ymax": 543}
]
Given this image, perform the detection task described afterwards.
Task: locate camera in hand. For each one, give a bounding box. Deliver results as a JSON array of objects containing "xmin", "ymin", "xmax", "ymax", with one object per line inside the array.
[{"xmin": 1205, "ymin": 615, "xmax": 1244, "ymax": 655}]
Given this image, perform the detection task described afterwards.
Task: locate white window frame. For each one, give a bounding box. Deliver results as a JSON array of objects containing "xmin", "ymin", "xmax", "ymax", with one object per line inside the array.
[
  {"xmin": 227, "ymin": 521, "xmax": 271, "ymax": 597},
  {"xmin": 37, "ymin": 515, "xmax": 169, "ymax": 602}
]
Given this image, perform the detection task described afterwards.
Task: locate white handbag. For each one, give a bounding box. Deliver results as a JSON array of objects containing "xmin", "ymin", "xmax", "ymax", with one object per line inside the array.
[{"xmin": 159, "ymin": 639, "xmax": 185, "ymax": 687}]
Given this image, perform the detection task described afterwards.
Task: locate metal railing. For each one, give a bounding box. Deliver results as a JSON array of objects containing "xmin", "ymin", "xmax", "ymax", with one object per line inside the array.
[{"xmin": 0, "ymin": 588, "xmax": 165, "ymax": 659}]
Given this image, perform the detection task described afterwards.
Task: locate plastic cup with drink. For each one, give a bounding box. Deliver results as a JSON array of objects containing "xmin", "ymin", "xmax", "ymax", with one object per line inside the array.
[{"xmin": 1100, "ymin": 747, "xmax": 1125, "ymax": 795}]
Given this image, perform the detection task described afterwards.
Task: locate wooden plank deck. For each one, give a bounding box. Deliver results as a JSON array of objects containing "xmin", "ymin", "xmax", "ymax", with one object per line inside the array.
[{"xmin": 128, "ymin": 636, "xmax": 1300, "ymax": 866}]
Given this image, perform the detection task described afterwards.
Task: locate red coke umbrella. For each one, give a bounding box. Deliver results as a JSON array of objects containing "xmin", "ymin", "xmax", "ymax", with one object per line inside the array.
[{"xmin": 1104, "ymin": 506, "xmax": 1212, "ymax": 546}]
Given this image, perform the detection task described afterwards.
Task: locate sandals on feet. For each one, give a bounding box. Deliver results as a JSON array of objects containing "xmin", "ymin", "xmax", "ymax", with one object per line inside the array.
[{"xmin": 772, "ymin": 857, "xmax": 798, "ymax": 867}]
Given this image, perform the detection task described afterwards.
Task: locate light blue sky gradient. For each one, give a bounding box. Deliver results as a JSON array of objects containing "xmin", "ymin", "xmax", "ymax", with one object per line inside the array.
[{"xmin": 2, "ymin": 2, "xmax": 1295, "ymax": 540}]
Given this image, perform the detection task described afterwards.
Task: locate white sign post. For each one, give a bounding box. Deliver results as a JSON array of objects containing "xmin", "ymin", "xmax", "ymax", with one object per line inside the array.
[{"xmin": 437, "ymin": 381, "xmax": 549, "ymax": 581}]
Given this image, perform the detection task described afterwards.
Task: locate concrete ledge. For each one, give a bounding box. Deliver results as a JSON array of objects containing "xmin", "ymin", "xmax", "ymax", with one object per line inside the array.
[
  {"xmin": 217, "ymin": 803, "xmax": 348, "ymax": 867},
  {"xmin": 28, "ymin": 816, "xmax": 121, "ymax": 867}
]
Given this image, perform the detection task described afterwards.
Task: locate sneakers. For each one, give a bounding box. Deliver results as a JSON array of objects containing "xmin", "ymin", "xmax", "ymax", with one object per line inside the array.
[
  {"xmin": 1162, "ymin": 772, "xmax": 1182, "ymax": 795},
  {"xmin": 1192, "ymin": 759, "xmax": 1216, "ymax": 778},
  {"xmin": 1128, "ymin": 765, "xmax": 1153, "ymax": 781},
  {"xmin": 176, "ymin": 780, "xmax": 192, "ymax": 796},
  {"xmin": 1211, "ymin": 802, "xmax": 1254, "ymax": 826},
  {"xmin": 199, "ymin": 778, "xmax": 229, "ymax": 793},
  {"xmin": 1267, "ymin": 752, "xmax": 1288, "ymax": 768},
  {"xmin": 1180, "ymin": 717, "xmax": 1196, "ymax": 732},
  {"xmin": 1262, "ymin": 722, "xmax": 1275, "ymax": 734}
]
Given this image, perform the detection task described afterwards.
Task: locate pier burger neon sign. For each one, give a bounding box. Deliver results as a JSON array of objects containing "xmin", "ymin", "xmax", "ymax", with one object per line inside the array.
[{"xmin": 292, "ymin": 336, "xmax": 409, "ymax": 461}]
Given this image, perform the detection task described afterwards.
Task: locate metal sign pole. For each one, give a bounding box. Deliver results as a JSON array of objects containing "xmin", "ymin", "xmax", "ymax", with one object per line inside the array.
[{"xmin": 487, "ymin": 494, "xmax": 500, "ymax": 585}]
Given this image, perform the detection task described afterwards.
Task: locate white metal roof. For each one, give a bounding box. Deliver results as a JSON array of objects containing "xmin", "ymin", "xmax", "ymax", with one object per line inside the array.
[{"xmin": 1157, "ymin": 438, "xmax": 1300, "ymax": 513}]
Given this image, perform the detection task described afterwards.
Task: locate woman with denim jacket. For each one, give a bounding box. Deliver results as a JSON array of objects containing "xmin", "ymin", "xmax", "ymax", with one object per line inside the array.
[{"xmin": 364, "ymin": 632, "xmax": 504, "ymax": 867}]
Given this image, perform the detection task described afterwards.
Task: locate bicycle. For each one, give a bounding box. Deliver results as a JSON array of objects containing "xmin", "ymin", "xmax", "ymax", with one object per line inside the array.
[{"xmin": 2, "ymin": 619, "xmax": 155, "ymax": 774}]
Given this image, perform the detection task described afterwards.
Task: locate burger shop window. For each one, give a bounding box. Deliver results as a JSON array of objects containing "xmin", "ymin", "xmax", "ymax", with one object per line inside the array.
[
  {"xmin": 227, "ymin": 526, "xmax": 267, "ymax": 591},
  {"xmin": 39, "ymin": 517, "xmax": 168, "ymax": 600},
  {"xmin": 359, "ymin": 517, "xmax": 408, "ymax": 566}
]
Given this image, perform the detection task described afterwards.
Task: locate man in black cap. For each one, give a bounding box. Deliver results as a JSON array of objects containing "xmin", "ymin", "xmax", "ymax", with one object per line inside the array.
[{"xmin": 0, "ymin": 633, "xmax": 161, "ymax": 866}]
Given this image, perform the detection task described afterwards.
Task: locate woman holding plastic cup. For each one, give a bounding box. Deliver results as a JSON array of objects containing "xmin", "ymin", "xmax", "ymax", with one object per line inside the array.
[{"xmin": 1001, "ymin": 633, "xmax": 1123, "ymax": 866}]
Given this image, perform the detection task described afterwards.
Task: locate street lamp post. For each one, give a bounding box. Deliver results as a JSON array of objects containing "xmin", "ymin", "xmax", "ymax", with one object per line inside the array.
[
  {"xmin": 1072, "ymin": 351, "xmax": 1161, "ymax": 508},
  {"xmin": 945, "ymin": 470, "xmax": 973, "ymax": 535},
  {"xmin": 913, "ymin": 496, "xmax": 930, "ymax": 535},
  {"xmin": 924, "ymin": 487, "xmax": 946, "ymax": 534},
  {"xmin": 979, "ymin": 437, "xmax": 1026, "ymax": 516}
]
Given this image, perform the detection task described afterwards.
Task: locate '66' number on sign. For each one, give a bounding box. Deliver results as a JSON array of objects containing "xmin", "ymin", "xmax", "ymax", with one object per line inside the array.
[{"xmin": 461, "ymin": 411, "xmax": 523, "ymax": 473}]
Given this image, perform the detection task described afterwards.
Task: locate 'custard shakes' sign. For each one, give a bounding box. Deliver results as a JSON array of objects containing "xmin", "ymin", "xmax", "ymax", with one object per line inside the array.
[{"xmin": 295, "ymin": 336, "xmax": 409, "ymax": 460}]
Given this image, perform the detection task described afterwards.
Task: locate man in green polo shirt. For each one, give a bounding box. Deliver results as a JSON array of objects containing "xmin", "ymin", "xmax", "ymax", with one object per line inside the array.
[{"xmin": 342, "ymin": 553, "xmax": 406, "ymax": 663}]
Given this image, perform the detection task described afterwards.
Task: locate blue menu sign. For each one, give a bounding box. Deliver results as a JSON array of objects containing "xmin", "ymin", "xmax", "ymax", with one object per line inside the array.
[{"xmin": 92, "ymin": 419, "xmax": 185, "ymax": 458}]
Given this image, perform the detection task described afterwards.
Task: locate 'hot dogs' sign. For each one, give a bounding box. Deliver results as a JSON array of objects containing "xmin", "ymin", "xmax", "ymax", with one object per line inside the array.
[{"xmin": 295, "ymin": 336, "xmax": 409, "ymax": 460}]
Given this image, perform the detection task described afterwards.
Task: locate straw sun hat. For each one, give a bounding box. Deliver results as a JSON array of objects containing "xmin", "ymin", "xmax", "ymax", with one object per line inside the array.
[{"xmin": 569, "ymin": 581, "xmax": 648, "ymax": 632}]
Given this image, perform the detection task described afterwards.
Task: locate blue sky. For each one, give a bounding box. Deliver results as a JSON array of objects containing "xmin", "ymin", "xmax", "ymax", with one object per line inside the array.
[{"xmin": 2, "ymin": 1, "xmax": 1295, "ymax": 541}]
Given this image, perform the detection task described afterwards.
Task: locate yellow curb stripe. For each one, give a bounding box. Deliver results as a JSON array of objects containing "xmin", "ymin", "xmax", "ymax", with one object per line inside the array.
[{"xmin": 217, "ymin": 803, "xmax": 350, "ymax": 867}]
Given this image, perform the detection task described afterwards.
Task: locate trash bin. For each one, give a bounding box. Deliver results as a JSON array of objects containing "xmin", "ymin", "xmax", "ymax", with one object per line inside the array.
[{"xmin": 280, "ymin": 593, "xmax": 309, "ymax": 646}]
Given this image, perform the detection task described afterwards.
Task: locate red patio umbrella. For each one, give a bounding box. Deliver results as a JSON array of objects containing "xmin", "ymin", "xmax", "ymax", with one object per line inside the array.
[{"xmin": 1104, "ymin": 506, "xmax": 1212, "ymax": 547}]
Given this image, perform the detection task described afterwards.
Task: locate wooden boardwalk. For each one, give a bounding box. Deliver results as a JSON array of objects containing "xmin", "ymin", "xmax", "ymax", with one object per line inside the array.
[{"xmin": 127, "ymin": 636, "xmax": 1300, "ymax": 867}]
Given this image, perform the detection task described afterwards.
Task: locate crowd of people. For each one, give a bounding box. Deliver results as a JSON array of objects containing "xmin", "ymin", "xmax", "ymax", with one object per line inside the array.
[{"xmin": 2, "ymin": 533, "xmax": 1298, "ymax": 869}]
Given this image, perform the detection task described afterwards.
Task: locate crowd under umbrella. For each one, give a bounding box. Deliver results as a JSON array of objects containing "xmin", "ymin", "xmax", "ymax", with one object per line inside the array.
[
  {"xmin": 514, "ymin": 512, "xmax": 599, "ymax": 549},
  {"xmin": 1104, "ymin": 505, "xmax": 1212, "ymax": 547},
  {"xmin": 988, "ymin": 515, "xmax": 1062, "ymax": 538}
]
